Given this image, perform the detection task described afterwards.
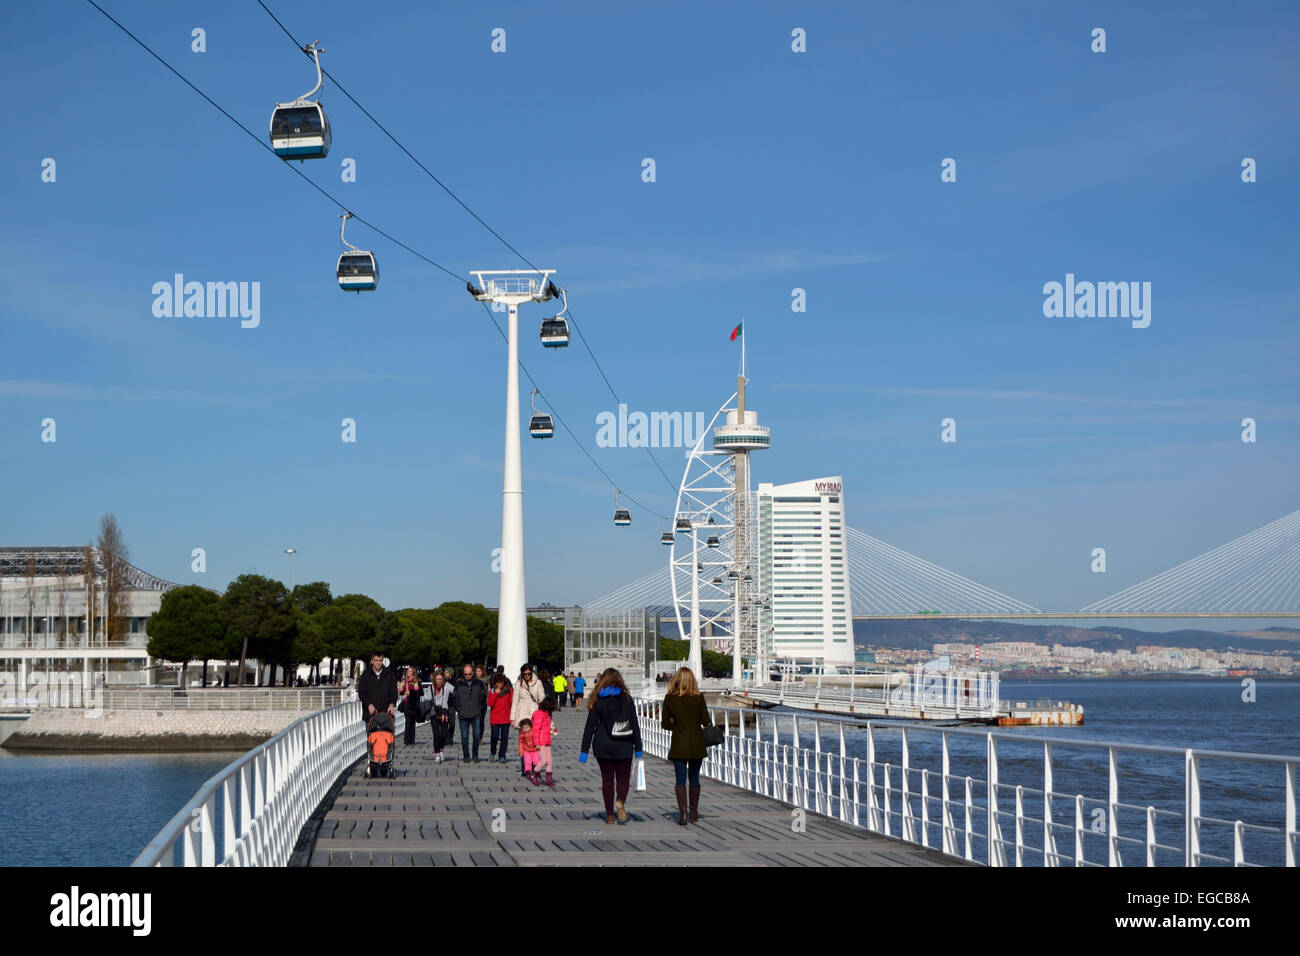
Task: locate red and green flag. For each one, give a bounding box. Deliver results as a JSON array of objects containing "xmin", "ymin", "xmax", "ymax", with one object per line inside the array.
[{"xmin": 729, "ymin": 322, "xmax": 743, "ymax": 342}]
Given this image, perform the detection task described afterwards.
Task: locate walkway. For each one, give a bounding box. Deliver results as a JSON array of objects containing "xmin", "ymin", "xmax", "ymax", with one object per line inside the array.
[{"xmin": 291, "ymin": 705, "xmax": 967, "ymax": 867}]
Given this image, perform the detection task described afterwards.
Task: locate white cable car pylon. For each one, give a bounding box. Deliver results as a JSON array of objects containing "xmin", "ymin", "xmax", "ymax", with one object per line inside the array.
[
  {"xmin": 528, "ymin": 389, "xmax": 553, "ymax": 438},
  {"xmin": 270, "ymin": 42, "xmax": 331, "ymax": 161},
  {"xmin": 336, "ymin": 212, "xmax": 378, "ymax": 291}
]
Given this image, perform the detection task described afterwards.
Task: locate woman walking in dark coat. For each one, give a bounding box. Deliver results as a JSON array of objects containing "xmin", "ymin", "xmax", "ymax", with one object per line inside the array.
[
  {"xmin": 579, "ymin": 668, "xmax": 643, "ymax": 825},
  {"xmin": 661, "ymin": 666, "xmax": 711, "ymax": 825}
]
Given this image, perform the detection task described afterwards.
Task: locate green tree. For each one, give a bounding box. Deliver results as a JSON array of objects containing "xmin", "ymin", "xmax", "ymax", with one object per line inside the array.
[
  {"xmin": 657, "ymin": 636, "xmax": 732, "ymax": 676},
  {"xmin": 289, "ymin": 612, "xmax": 328, "ymax": 683},
  {"xmin": 147, "ymin": 585, "xmax": 226, "ymax": 687},
  {"xmin": 433, "ymin": 602, "xmax": 496, "ymax": 665},
  {"xmin": 527, "ymin": 616, "xmax": 565, "ymax": 673},
  {"xmin": 314, "ymin": 602, "xmax": 376, "ymax": 679},
  {"xmin": 220, "ymin": 574, "xmax": 293, "ymax": 686},
  {"xmin": 291, "ymin": 581, "xmax": 333, "ymax": 616}
]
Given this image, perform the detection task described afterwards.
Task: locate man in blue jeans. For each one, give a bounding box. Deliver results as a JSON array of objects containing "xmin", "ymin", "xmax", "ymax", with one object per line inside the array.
[{"xmin": 450, "ymin": 662, "xmax": 487, "ymax": 763}]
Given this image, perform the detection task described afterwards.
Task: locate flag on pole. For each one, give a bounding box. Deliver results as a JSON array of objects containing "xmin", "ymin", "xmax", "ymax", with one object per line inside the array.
[{"xmin": 729, "ymin": 322, "xmax": 743, "ymax": 342}]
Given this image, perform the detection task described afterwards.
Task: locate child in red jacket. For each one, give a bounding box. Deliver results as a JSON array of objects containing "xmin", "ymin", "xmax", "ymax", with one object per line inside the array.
[
  {"xmin": 518, "ymin": 718, "xmax": 542, "ymax": 785},
  {"xmin": 531, "ymin": 697, "xmax": 556, "ymax": 787},
  {"xmin": 487, "ymin": 677, "xmax": 513, "ymax": 764}
]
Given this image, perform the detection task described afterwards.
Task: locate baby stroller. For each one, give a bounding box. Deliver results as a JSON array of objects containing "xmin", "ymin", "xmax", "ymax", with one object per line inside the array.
[{"xmin": 365, "ymin": 711, "xmax": 396, "ymax": 778}]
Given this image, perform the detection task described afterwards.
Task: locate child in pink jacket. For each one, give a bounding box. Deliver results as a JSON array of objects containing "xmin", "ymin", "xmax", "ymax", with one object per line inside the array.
[{"xmin": 531, "ymin": 697, "xmax": 556, "ymax": 788}]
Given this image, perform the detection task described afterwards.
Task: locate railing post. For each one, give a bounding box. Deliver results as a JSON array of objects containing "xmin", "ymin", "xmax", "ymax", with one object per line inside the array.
[
  {"xmin": 1108, "ymin": 746, "xmax": 1120, "ymax": 867},
  {"xmin": 1287, "ymin": 762, "xmax": 1297, "ymax": 868},
  {"xmin": 901, "ymin": 729, "xmax": 915, "ymax": 843},
  {"xmin": 964, "ymin": 777, "xmax": 974, "ymax": 861},
  {"xmin": 866, "ymin": 724, "xmax": 878, "ymax": 832},
  {"xmin": 921, "ymin": 769, "xmax": 931, "ymax": 848},
  {"xmin": 1014, "ymin": 784, "xmax": 1024, "ymax": 867},
  {"xmin": 1185, "ymin": 750, "xmax": 1200, "ymax": 867},
  {"xmin": 1043, "ymin": 741, "xmax": 1057, "ymax": 866},
  {"xmin": 987, "ymin": 733, "xmax": 1002, "ymax": 867},
  {"xmin": 1233, "ymin": 820, "xmax": 1244, "ymax": 866},
  {"xmin": 941, "ymin": 732, "xmax": 955, "ymax": 856},
  {"xmin": 1074, "ymin": 794, "xmax": 1085, "ymax": 866},
  {"xmin": 882, "ymin": 763, "xmax": 892, "ymax": 837},
  {"xmin": 1146, "ymin": 806, "xmax": 1157, "ymax": 867}
]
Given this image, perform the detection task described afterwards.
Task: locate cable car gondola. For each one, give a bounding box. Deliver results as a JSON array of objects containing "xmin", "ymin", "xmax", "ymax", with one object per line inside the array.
[
  {"xmin": 336, "ymin": 213, "xmax": 377, "ymax": 291},
  {"xmin": 528, "ymin": 390, "xmax": 553, "ymax": 438},
  {"xmin": 540, "ymin": 317, "xmax": 570, "ymax": 348},
  {"xmin": 529, "ymin": 414, "xmax": 553, "ymax": 438},
  {"xmin": 660, "ymin": 526, "xmax": 674, "ymax": 545},
  {"xmin": 712, "ymin": 576, "xmax": 722, "ymax": 585},
  {"xmin": 706, "ymin": 535, "xmax": 720, "ymax": 548},
  {"xmin": 613, "ymin": 491, "xmax": 631, "ymax": 526},
  {"xmin": 675, "ymin": 517, "xmax": 692, "ymax": 534},
  {"xmin": 539, "ymin": 289, "xmax": 570, "ymax": 347},
  {"xmin": 270, "ymin": 42, "xmax": 332, "ymax": 161}
]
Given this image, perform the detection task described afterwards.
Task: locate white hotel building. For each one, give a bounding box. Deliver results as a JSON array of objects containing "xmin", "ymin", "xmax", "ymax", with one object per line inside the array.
[{"xmin": 756, "ymin": 476, "xmax": 854, "ymax": 666}]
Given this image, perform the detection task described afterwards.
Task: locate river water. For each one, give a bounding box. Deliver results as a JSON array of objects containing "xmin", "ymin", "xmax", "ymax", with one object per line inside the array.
[{"xmin": 0, "ymin": 718, "xmax": 242, "ymax": 867}]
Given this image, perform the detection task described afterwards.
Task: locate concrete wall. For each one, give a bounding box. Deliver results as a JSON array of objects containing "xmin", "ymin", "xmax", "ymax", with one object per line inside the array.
[{"xmin": 1, "ymin": 708, "xmax": 316, "ymax": 752}]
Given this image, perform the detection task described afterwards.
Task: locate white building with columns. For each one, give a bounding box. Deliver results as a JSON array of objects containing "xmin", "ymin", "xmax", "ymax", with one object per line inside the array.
[{"xmin": 1, "ymin": 546, "xmax": 178, "ymax": 698}]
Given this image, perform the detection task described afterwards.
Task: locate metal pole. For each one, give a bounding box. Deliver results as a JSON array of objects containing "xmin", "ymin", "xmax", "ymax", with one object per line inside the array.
[
  {"xmin": 732, "ymin": 577, "xmax": 741, "ymax": 688},
  {"xmin": 688, "ymin": 526, "xmax": 702, "ymax": 677},
  {"xmin": 497, "ymin": 303, "xmax": 527, "ymax": 677}
]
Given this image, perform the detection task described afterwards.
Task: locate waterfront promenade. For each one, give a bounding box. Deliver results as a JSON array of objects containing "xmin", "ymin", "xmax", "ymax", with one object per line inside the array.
[{"xmin": 290, "ymin": 706, "xmax": 964, "ymax": 867}]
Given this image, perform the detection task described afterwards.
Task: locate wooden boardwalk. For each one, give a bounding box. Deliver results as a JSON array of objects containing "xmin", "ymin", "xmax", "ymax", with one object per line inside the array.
[{"xmin": 291, "ymin": 706, "xmax": 969, "ymax": 867}]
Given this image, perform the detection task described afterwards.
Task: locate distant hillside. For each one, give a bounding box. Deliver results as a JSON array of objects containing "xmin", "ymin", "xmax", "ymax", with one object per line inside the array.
[{"xmin": 853, "ymin": 620, "xmax": 1300, "ymax": 655}]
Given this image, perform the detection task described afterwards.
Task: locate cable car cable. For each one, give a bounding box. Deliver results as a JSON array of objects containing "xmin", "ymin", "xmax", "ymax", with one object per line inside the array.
[
  {"xmin": 87, "ymin": 0, "xmax": 669, "ymax": 523},
  {"xmin": 255, "ymin": 0, "xmax": 682, "ymax": 498}
]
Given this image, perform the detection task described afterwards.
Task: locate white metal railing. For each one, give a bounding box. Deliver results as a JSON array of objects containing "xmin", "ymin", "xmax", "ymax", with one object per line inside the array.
[
  {"xmin": 132, "ymin": 701, "xmax": 402, "ymax": 867},
  {"xmin": 635, "ymin": 699, "xmax": 1299, "ymax": 867}
]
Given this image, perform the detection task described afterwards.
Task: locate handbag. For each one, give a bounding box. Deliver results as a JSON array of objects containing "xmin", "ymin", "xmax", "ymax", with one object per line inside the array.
[
  {"xmin": 702, "ymin": 725, "xmax": 725, "ymax": 748},
  {"xmin": 418, "ymin": 696, "xmax": 434, "ymax": 721},
  {"xmin": 634, "ymin": 759, "xmax": 646, "ymax": 792}
]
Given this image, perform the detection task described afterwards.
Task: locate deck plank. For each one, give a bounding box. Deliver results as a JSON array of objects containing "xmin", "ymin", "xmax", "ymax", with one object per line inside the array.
[{"xmin": 292, "ymin": 706, "xmax": 971, "ymax": 867}]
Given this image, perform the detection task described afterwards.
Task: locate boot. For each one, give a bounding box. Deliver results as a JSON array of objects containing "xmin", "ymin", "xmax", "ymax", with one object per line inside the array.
[
  {"xmin": 614, "ymin": 799, "xmax": 628, "ymax": 824},
  {"xmin": 545, "ymin": 772, "xmax": 554, "ymax": 788},
  {"xmin": 689, "ymin": 786, "xmax": 701, "ymax": 823},
  {"xmin": 528, "ymin": 770, "xmax": 541, "ymax": 786},
  {"xmin": 674, "ymin": 785, "xmax": 688, "ymax": 826}
]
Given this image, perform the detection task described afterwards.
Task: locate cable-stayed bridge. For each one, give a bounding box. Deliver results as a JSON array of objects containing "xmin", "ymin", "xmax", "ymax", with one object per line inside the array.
[{"xmin": 583, "ymin": 509, "xmax": 1300, "ymax": 621}]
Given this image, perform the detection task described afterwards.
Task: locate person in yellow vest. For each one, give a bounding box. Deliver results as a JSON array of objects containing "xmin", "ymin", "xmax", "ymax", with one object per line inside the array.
[{"xmin": 552, "ymin": 671, "xmax": 568, "ymax": 710}]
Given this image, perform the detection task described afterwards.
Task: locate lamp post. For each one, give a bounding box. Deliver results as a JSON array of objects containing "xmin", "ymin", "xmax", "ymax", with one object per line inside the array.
[
  {"xmin": 284, "ymin": 548, "xmax": 296, "ymax": 591},
  {"xmin": 468, "ymin": 270, "xmax": 557, "ymax": 679}
]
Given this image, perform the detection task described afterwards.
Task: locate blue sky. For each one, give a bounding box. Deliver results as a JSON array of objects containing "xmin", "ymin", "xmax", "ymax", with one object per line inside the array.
[{"xmin": 1, "ymin": 0, "xmax": 1297, "ymax": 622}]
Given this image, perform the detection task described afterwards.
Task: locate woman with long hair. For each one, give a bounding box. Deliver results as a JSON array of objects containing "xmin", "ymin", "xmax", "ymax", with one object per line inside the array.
[
  {"xmin": 579, "ymin": 668, "xmax": 644, "ymax": 825},
  {"xmin": 398, "ymin": 665, "xmax": 421, "ymax": 746},
  {"xmin": 662, "ymin": 666, "xmax": 711, "ymax": 824},
  {"xmin": 428, "ymin": 669, "xmax": 452, "ymax": 762}
]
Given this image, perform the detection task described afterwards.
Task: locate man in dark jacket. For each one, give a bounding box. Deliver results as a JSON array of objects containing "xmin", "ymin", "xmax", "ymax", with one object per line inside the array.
[
  {"xmin": 450, "ymin": 662, "xmax": 487, "ymax": 762},
  {"xmin": 357, "ymin": 652, "xmax": 398, "ymax": 726}
]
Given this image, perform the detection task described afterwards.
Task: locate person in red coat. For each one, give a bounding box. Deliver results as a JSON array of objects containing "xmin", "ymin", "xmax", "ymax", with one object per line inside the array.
[{"xmin": 486, "ymin": 675, "xmax": 514, "ymax": 763}]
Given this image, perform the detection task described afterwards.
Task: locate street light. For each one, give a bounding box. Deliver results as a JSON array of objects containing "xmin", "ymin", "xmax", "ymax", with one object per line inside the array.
[{"xmin": 284, "ymin": 548, "xmax": 296, "ymax": 591}]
